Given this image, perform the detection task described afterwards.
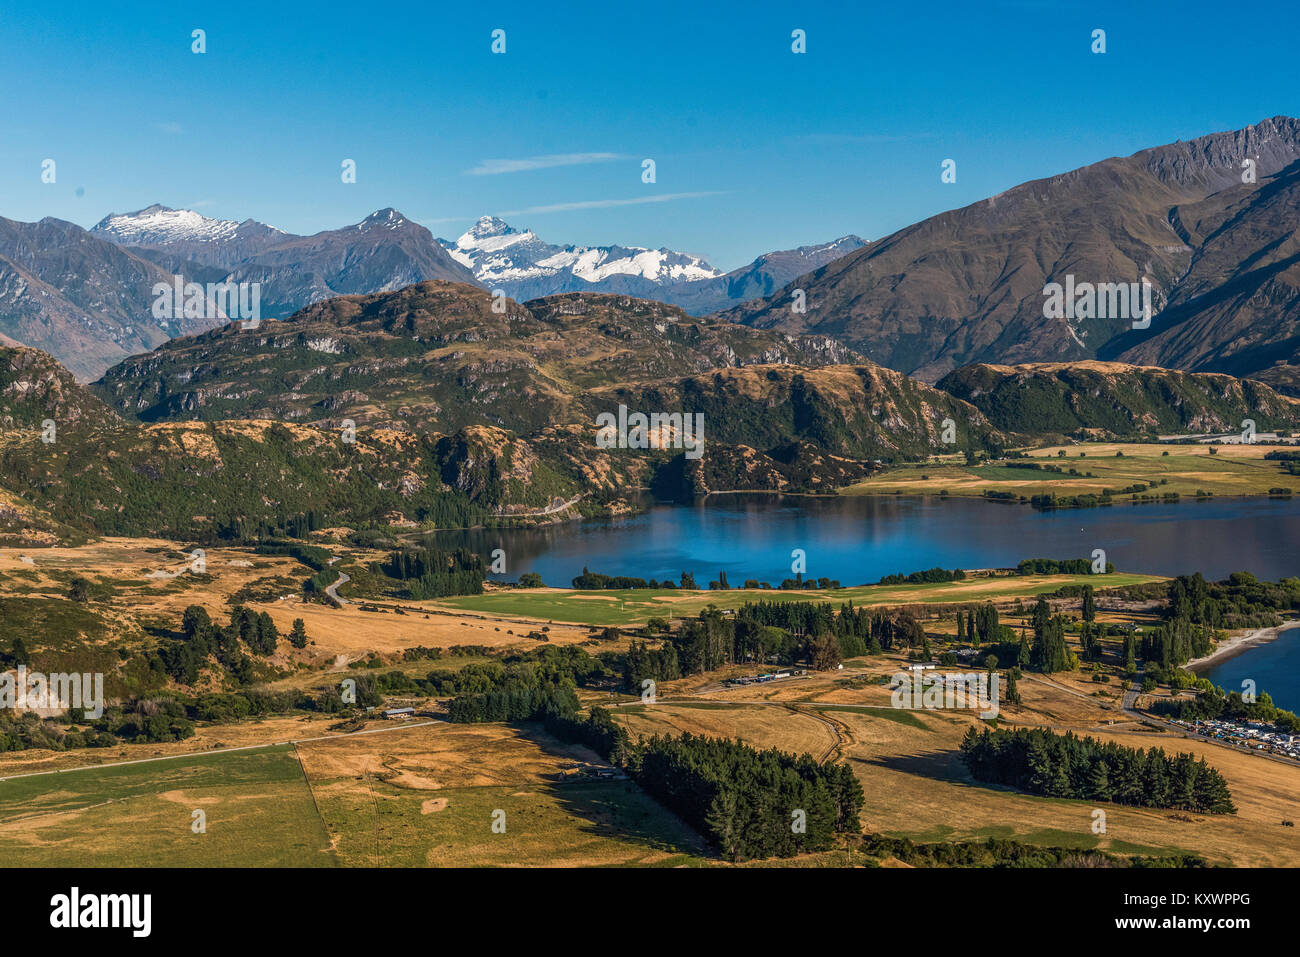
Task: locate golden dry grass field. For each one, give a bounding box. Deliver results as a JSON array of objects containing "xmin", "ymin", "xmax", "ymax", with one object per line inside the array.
[
  {"xmin": 2, "ymin": 536, "xmax": 1296, "ymax": 868},
  {"xmin": 612, "ymin": 659, "xmax": 1300, "ymax": 867},
  {"xmin": 845, "ymin": 441, "xmax": 1298, "ymax": 499},
  {"xmin": 0, "ymin": 539, "xmax": 597, "ymax": 668},
  {"xmin": 0, "ymin": 722, "xmax": 711, "ymax": 867}
]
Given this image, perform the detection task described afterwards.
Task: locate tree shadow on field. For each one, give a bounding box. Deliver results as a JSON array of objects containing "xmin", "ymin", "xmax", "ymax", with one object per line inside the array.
[
  {"xmin": 513, "ymin": 723, "xmax": 714, "ymax": 860},
  {"xmin": 865, "ymin": 748, "xmax": 970, "ymax": 783}
]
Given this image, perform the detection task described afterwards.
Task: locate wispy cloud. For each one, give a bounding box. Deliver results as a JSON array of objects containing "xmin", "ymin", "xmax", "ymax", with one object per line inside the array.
[
  {"xmin": 417, "ymin": 191, "xmax": 724, "ymax": 229},
  {"xmin": 465, "ymin": 152, "xmax": 624, "ymax": 176},
  {"xmin": 496, "ymin": 191, "xmax": 725, "ymax": 216},
  {"xmin": 154, "ymin": 121, "xmax": 184, "ymax": 135}
]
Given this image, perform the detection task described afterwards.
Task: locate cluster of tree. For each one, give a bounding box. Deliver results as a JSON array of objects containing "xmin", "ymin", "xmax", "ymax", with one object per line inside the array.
[
  {"xmin": 620, "ymin": 640, "xmax": 682, "ymax": 691},
  {"xmin": 879, "ymin": 567, "xmax": 966, "ymax": 585},
  {"xmin": 1165, "ymin": 572, "xmax": 1300, "ymax": 631},
  {"xmin": 1017, "ymin": 557, "xmax": 1114, "ymax": 575},
  {"xmin": 1138, "ymin": 619, "xmax": 1214, "ymax": 670},
  {"xmin": 671, "ymin": 610, "xmax": 741, "ymax": 673},
  {"xmin": 5, "ymin": 696, "xmax": 197, "ymax": 754},
  {"xmin": 442, "ymin": 646, "xmax": 612, "ymax": 721},
  {"xmin": 150, "ymin": 605, "xmax": 309, "ymax": 688},
  {"xmin": 381, "ymin": 547, "xmax": 484, "ymax": 598},
  {"xmin": 736, "ymin": 600, "xmax": 925, "ymax": 662},
  {"xmin": 0, "ymin": 710, "xmax": 119, "ymax": 752},
  {"xmin": 571, "ymin": 567, "xmax": 666, "ymax": 589},
  {"xmin": 774, "ymin": 575, "xmax": 842, "ymax": 590},
  {"xmin": 1265, "ymin": 450, "xmax": 1300, "ymax": 476},
  {"xmin": 1028, "ymin": 596, "xmax": 1075, "ymax": 673},
  {"xmin": 104, "ymin": 698, "xmax": 196, "ymax": 744},
  {"xmin": 860, "ymin": 833, "xmax": 1209, "ymax": 868},
  {"xmin": 627, "ymin": 733, "xmax": 865, "ymax": 861},
  {"xmin": 734, "ymin": 575, "xmax": 844, "ymax": 590},
  {"xmin": 541, "ymin": 706, "xmax": 629, "ymax": 764},
  {"xmin": 252, "ymin": 540, "xmax": 333, "ymax": 570},
  {"xmin": 1078, "ymin": 619, "xmax": 1105, "ymax": 661},
  {"xmin": 566, "ymin": 569, "xmax": 823, "ymax": 591},
  {"xmin": 955, "ymin": 603, "xmax": 1003, "ymax": 645},
  {"xmin": 216, "ymin": 510, "xmax": 332, "ymax": 542},
  {"xmin": 959, "ymin": 726, "xmax": 1236, "ymax": 813},
  {"xmin": 446, "ymin": 682, "xmax": 578, "ymax": 723}
]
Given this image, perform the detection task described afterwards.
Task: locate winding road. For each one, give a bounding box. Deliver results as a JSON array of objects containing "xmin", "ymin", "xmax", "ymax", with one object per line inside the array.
[{"xmin": 324, "ymin": 570, "xmax": 350, "ymax": 605}]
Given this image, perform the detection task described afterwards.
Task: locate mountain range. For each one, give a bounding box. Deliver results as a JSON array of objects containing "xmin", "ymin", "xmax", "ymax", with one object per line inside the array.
[
  {"xmin": 440, "ymin": 215, "xmax": 866, "ymax": 313},
  {"xmin": 0, "ymin": 208, "xmax": 478, "ymax": 380},
  {"xmin": 7, "ymin": 275, "xmax": 1300, "ymax": 546},
  {"xmin": 0, "ymin": 281, "xmax": 1002, "ymax": 543},
  {"xmin": 90, "ymin": 281, "xmax": 863, "ymax": 434},
  {"xmin": 2, "ymin": 116, "xmax": 1298, "ymax": 393},
  {"xmin": 0, "ymin": 202, "xmax": 863, "ymax": 382},
  {"xmin": 724, "ymin": 115, "xmax": 1300, "ymax": 391}
]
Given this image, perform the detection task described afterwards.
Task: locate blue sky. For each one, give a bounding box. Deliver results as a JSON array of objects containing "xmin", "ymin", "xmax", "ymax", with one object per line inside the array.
[{"xmin": 0, "ymin": 0, "xmax": 1295, "ymax": 271}]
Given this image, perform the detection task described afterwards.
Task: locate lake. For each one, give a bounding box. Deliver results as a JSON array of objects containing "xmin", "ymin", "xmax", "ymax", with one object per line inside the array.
[
  {"xmin": 427, "ymin": 493, "xmax": 1300, "ymax": 588},
  {"xmin": 1201, "ymin": 625, "xmax": 1300, "ymax": 713}
]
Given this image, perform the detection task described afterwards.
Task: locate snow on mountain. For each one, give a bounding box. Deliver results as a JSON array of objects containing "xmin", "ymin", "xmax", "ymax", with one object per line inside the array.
[
  {"xmin": 440, "ymin": 216, "xmax": 723, "ymax": 293},
  {"xmin": 92, "ymin": 204, "xmax": 284, "ymax": 247},
  {"xmin": 356, "ymin": 208, "xmax": 411, "ymax": 232}
]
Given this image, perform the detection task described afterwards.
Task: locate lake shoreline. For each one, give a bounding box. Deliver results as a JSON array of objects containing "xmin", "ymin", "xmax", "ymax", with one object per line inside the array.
[{"xmin": 1186, "ymin": 620, "xmax": 1300, "ymax": 673}]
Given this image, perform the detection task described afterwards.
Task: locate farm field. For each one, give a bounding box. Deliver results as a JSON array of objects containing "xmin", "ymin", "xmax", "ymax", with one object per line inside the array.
[
  {"xmin": 844, "ymin": 442, "xmax": 1297, "ymax": 500},
  {"xmin": 0, "ymin": 533, "xmax": 1292, "ymax": 869},
  {"xmin": 611, "ymin": 662, "xmax": 1300, "ymax": 867},
  {"xmin": 0, "ymin": 745, "xmax": 335, "ymax": 866},
  {"xmin": 0, "ymin": 722, "xmax": 713, "ymax": 868},
  {"xmin": 297, "ymin": 722, "xmax": 709, "ymax": 867},
  {"xmin": 3, "ymin": 643, "xmax": 1298, "ymax": 867},
  {"xmin": 428, "ymin": 573, "xmax": 1161, "ymax": 626},
  {"xmin": 0, "ymin": 540, "xmax": 597, "ymax": 672}
]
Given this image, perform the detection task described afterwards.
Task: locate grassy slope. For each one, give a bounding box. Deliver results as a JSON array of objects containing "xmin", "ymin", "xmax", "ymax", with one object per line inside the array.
[
  {"xmin": 429, "ymin": 572, "xmax": 1161, "ymax": 626},
  {"xmin": 844, "ymin": 442, "xmax": 1297, "ymax": 499},
  {"xmin": 0, "ymin": 745, "xmax": 335, "ymax": 867}
]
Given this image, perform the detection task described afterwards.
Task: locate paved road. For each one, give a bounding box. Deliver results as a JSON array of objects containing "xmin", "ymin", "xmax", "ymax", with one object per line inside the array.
[
  {"xmin": 508, "ymin": 495, "xmax": 583, "ymax": 518},
  {"xmin": 325, "ymin": 570, "xmax": 350, "ymax": 605}
]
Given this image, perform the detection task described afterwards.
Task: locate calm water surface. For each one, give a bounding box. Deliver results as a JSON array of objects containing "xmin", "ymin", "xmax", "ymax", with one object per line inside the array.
[
  {"xmin": 428, "ymin": 494, "xmax": 1300, "ymax": 588},
  {"xmin": 427, "ymin": 493, "xmax": 1300, "ymax": 705},
  {"xmin": 1201, "ymin": 626, "xmax": 1300, "ymax": 713}
]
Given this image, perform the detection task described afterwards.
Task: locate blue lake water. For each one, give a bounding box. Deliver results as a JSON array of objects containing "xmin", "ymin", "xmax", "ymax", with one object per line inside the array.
[
  {"xmin": 428, "ymin": 493, "xmax": 1300, "ymax": 706},
  {"xmin": 429, "ymin": 493, "xmax": 1300, "ymax": 588},
  {"xmin": 1201, "ymin": 625, "xmax": 1300, "ymax": 713}
]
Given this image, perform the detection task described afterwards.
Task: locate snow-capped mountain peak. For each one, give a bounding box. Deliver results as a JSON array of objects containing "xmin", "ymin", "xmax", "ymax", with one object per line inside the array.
[
  {"xmin": 466, "ymin": 215, "xmax": 513, "ymax": 240},
  {"xmin": 358, "ymin": 208, "xmax": 411, "ymax": 231},
  {"xmin": 440, "ymin": 217, "xmax": 723, "ymax": 293},
  {"xmin": 91, "ymin": 204, "xmax": 283, "ymax": 246}
]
